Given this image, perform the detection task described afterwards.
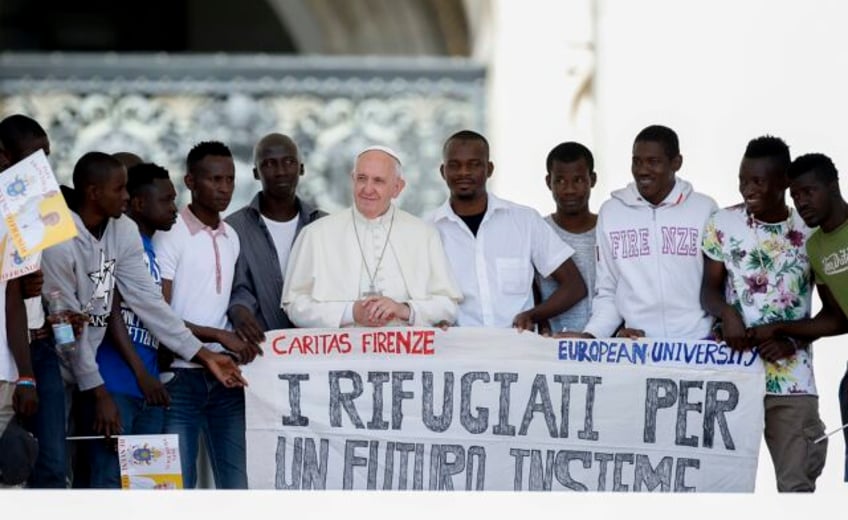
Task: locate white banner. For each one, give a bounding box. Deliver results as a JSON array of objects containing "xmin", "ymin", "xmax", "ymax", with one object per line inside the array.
[{"xmin": 244, "ymin": 327, "xmax": 765, "ymax": 492}]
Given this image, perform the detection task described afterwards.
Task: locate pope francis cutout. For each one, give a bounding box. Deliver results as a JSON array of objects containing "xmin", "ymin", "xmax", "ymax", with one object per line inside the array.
[{"xmin": 281, "ymin": 145, "xmax": 462, "ymax": 328}]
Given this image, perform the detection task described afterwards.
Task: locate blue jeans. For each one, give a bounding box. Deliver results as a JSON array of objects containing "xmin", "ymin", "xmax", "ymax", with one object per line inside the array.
[
  {"xmin": 840, "ymin": 366, "xmax": 848, "ymax": 482},
  {"xmin": 163, "ymin": 368, "xmax": 246, "ymax": 489},
  {"xmin": 25, "ymin": 338, "xmax": 71, "ymax": 488},
  {"xmin": 81, "ymin": 392, "xmax": 165, "ymax": 489}
]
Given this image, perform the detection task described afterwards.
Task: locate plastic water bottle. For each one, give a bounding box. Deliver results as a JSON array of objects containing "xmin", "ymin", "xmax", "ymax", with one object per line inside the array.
[{"xmin": 46, "ymin": 290, "xmax": 76, "ymax": 356}]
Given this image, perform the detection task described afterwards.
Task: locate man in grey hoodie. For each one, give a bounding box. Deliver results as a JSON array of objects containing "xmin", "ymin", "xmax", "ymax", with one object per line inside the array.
[{"xmin": 40, "ymin": 152, "xmax": 246, "ymax": 441}]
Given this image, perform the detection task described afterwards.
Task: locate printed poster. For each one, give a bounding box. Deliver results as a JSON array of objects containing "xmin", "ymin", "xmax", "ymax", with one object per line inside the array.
[
  {"xmin": 0, "ymin": 233, "xmax": 40, "ymax": 282},
  {"xmin": 118, "ymin": 433, "xmax": 183, "ymax": 490},
  {"xmin": 0, "ymin": 149, "xmax": 77, "ymax": 259}
]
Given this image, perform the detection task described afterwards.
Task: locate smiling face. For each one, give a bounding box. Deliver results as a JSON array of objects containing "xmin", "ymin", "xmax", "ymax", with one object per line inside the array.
[
  {"xmin": 631, "ymin": 140, "xmax": 681, "ymax": 205},
  {"xmin": 254, "ymin": 135, "xmax": 303, "ymax": 202},
  {"xmin": 352, "ymin": 150, "xmax": 405, "ymax": 219},
  {"xmin": 738, "ymin": 157, "xmax": 787, "ymax": 221},
  {"xmin": 440, "ymin": 137, "xmax": 493, "ymax": 204}
]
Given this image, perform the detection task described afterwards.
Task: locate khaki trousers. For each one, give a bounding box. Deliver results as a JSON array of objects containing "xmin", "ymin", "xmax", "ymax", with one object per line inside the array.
[{"xmin": 764, "ymin": 394, "xmax": 827, "ymax": 492}]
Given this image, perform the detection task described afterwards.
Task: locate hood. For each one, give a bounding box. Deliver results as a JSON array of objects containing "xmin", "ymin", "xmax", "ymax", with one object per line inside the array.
[
  {"xmin": 611, "ymin": 177, "xmax": 694, "ymax": 208},
  {"xmin": 69, "ymin": 210, "xmax": 121, "ymax": 245}
]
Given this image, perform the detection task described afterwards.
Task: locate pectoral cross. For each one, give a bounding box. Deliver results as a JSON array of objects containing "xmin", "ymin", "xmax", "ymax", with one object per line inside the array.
[{"xmin": 361, "ymin": 284, "xmax": 382, "ymax": 298}]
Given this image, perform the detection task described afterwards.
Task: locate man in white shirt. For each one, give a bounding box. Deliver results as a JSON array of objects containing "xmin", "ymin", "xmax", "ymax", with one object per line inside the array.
[
  {"xmin": 428, "ymin": 130, "xmax": 586, "ymax": 330},
  {"xmin": 154, "ymin": 141, "xmax": 260, "ymax": 489},
  {"xmin": 282, "ymin": 145, "xmax": 461, "ymax": 328}
]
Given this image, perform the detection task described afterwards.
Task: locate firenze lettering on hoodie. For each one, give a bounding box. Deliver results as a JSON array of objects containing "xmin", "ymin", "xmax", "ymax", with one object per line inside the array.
[{"xmin": 608, "ymin": 226, "xmax": 701, "ymax": 259}]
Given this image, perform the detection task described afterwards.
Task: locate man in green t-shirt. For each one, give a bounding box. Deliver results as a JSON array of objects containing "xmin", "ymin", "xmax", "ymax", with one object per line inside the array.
[{"xmin": 750, "ymin": 153, "xmax": 848, "ymax": 483}]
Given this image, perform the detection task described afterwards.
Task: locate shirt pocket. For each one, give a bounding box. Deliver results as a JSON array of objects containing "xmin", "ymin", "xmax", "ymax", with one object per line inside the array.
[{"xmin": 496, "ymin": 258, "xmax": 528, "ymax": 295}]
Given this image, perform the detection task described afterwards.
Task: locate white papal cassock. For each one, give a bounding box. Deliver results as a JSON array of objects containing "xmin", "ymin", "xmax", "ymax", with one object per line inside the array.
[{"xmin": 281, "ymin": 205, "xmax": 462, "ymax": 328}]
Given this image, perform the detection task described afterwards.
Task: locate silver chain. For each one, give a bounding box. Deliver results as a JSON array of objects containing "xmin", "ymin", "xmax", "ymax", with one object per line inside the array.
[{"xmin": 351, "ymin": 206, "xmax": 395, "ymax": 295}]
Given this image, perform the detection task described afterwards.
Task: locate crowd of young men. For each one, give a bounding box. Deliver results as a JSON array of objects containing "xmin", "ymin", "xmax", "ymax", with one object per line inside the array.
[{"xmin": 0, "ymin": 113, "xmax": 845, "ymax": 493}]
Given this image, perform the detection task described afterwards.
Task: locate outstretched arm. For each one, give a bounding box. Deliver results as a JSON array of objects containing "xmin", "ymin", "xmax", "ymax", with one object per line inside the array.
[
  {"xmin": 161, "ymin": 279, "xmax": 262, "ymax": 365},
  {"xmin": 514, "ymin": 258, "xmax": 586, "ymax": 331},
  {"xmin": 116, "ymin": 229, "xmax": 246, "ymax": 386}
]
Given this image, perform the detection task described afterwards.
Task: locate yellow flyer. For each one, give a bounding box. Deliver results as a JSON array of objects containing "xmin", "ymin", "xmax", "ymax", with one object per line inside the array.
[
  {"xmin": 0, "ymin": 233, "xmax": 40, "ymax": 282},
  {"xmin": 118, "ymin": 434, "xmax": 184, "ymax": 490},
  {"xmin": 0, "ymin": 149, "xmax": 77, "ymax": 258}
]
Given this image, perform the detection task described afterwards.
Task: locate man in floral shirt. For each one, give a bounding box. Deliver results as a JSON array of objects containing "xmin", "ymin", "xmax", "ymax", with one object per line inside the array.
[{"xmin": 701, "ymin": 135, "xmax": 827, "ymax": 492}]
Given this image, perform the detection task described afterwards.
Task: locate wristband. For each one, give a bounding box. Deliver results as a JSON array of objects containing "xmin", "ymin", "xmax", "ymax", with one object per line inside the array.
[{"xmin": 15, "ymin": 376, "xmax": 36, "ymax": 388}]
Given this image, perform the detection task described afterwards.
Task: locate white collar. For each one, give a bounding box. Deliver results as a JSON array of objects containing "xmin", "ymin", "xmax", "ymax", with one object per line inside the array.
[{"xmin": 352, "ymin": 205, "xmax": 395, "ymax": 227}]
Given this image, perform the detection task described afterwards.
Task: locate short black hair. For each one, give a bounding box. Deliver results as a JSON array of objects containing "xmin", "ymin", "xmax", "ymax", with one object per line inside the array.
[
  {"xmin": 634, "ymin": 125, "xmax": 679, "ymax": 158},
  {"xmin": 127, "ymin": 162, "xmax": 170, "ymax": 198},
  {"xmin": 546, "ymin": 142, "xmax": 594, "ymax": 173},
  {"xmin": 442, "ymin": 130, "xmax": 489, "ymax": 159},
  {"xmin": 788, "ymin": 153, "xmax": 839, "ymax": 183},
  {"xmin": 743, "ymin": 135, "xmax": 790, "ymax": 171},
  {"xmin": 0, "ymin": 114, "xmax": 47, "ymax": 157},
  {"xmin": 186, "ymin": 141, "xmax": 232, "ymax": 175},
  {"xmin": 72, "ymin": 151, "xmax": 124, "ymax": 191},
  {"xmin": 113, "ymin": 151, "xmax": 144, "ymax": 170}
]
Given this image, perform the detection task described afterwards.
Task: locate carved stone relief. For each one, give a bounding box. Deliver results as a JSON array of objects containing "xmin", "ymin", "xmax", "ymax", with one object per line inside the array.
[{"xmin": 0, "ymin": 54, "xmax": 485, "ymax": 216}]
